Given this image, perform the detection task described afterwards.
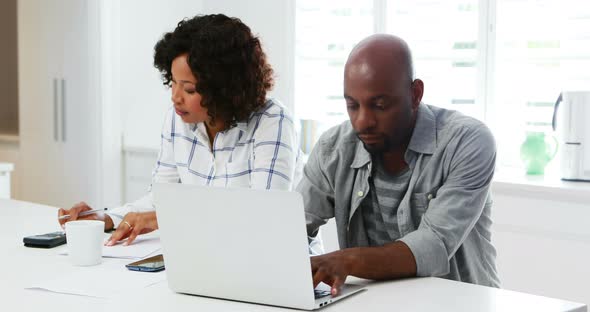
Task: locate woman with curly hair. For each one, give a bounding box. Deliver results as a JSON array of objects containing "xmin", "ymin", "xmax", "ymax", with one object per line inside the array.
[{"xmin": 58, "ymin": 14, "xmax": 300, "ymax": 245}]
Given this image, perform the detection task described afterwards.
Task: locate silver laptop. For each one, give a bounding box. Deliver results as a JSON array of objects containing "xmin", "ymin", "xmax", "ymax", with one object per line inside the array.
[{"xmin": 153, "ymin": 183, "xmax": 365, "ymax": 310}]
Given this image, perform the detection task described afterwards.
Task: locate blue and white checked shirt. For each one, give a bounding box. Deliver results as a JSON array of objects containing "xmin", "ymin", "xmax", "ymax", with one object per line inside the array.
[{"xmin": 108, "ymin": 99, "xmax": 300, "ymax": 228}]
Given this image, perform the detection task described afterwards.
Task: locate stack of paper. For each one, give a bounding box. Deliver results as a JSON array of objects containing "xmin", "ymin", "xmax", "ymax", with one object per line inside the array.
[
  {"xmin": 34, "ymin": 233, "xmax": 166, "ymax": 298},
  {"xmin": 27, "ymin": 265, "xmax": 166, "ymax": 298}
]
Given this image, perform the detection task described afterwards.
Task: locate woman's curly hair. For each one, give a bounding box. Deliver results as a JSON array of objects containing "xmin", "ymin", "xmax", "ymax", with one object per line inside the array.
[{"xmin": 153, "ymin": 14, "xmax": 274, "ymax": 128}]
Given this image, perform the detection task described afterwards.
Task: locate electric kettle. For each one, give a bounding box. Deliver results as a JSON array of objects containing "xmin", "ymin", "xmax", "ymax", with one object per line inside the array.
[{"xmin": 552, "ymin": 91, "xmax": 590, "ymax": 181}]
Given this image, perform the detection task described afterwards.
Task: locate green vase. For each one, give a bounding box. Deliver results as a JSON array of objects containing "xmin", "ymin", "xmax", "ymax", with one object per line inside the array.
[{"xmin": 520, "ymin": 132, "xmax": 558, "ymax": 175}]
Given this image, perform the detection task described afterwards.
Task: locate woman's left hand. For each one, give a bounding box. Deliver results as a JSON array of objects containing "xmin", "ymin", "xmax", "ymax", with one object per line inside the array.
[{"xmin": 105, "ymin": 211, "xmax": 158, "ymax": 246}]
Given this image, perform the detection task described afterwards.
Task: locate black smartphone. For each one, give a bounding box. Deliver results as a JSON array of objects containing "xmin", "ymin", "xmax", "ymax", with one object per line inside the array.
[
  {"xmin": 125, "ymin": 254, "xmax": 165, "ymax": 272},
  {"xmin": 23, "ymin": 231, "xmax": 67, "ymax": 248}
]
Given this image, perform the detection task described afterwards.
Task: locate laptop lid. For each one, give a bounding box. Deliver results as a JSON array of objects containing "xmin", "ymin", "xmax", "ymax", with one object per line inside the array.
[{"xmin": 153, "ymin": 183, "xmax": 321, "ymax": 310}]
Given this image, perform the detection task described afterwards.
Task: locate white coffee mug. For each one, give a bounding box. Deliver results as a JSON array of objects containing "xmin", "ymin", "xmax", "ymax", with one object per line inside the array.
[{"xmin": 65, "ymin": 220, "xmax": 104, "ymax": 266}]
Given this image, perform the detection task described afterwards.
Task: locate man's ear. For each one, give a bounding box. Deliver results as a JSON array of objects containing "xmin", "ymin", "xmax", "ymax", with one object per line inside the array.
[{"xmin": 411, "ymin": 79, "xmax": 424, "ymax": 110}]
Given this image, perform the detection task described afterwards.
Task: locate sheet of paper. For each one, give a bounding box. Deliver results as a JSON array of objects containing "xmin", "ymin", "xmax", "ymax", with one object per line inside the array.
[
  {"xmin": 102, "ymin": 236, "xmax": 162, "ymax": 259},
  {"xmin": 60, "ymin": 236, "xmax": 162, "ymax": 260},
  {"xmin": 26, "ymin": 264, "xmax": 166, "ymax": 298}
]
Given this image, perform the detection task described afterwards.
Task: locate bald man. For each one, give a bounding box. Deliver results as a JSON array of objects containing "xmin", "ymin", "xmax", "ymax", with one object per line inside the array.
[{"xmin": 297, "ymin": 34, "xmax": 499, "ymax": 296}]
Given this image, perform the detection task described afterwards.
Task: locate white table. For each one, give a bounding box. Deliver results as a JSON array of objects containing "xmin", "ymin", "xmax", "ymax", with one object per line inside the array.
[
  {"xmin": 0, "ymin": 162, "xmax": 14, "ymax": 199},
  {"xmin": 1, "ymin": 199, "xmax": 587, "ymax": 312}
]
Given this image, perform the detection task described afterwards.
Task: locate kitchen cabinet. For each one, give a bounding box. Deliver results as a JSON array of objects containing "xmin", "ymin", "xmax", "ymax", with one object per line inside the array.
[{"xmin": 18, "ymin": 0, "xmax": 102, "ymax": 208}]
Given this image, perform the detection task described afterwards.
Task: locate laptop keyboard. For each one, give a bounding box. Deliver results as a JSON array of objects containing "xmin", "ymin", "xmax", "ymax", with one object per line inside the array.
[{"xmin": 314, "ymin": 289, "xmax": 331, "ymax": 299}]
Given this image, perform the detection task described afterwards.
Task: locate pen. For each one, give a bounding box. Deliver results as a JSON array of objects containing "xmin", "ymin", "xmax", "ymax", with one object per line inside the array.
[{"xmin": 59, "ymin": 208, "xmax": 109, "ymax": 220}]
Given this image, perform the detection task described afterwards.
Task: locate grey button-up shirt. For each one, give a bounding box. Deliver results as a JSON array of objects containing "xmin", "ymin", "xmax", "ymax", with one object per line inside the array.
[{"xmin": 297, "ymin": 103, "xmax": 500, "ymax": 287}]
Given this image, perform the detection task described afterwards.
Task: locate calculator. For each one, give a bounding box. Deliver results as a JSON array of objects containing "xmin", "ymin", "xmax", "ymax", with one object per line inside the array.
[{"xmin": 23, "ymin": 231, "xmax": 67, "ymax": 248}]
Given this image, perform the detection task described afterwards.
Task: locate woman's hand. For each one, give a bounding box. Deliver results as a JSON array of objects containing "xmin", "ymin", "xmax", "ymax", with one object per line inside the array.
[
  {"xmin": 57, "ymin": 201, "xmax": 114, "ymax": 231},
  {"xmin": 105, "ymin": 211, "xmax": 158, "ymax": 246}
]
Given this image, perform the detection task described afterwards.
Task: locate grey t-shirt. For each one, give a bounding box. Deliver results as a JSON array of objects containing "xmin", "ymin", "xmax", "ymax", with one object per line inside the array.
[{"xmin": 362, "ymin": 159, "xmax": 411, "ymax": 246}]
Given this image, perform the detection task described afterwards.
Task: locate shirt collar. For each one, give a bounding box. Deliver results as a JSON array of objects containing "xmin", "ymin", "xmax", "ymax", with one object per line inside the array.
[
  {"xmin": 350, "ymin": 103, "xmax": 436, "ymax": 169},
  {"xmin": 235, "ymin": 121, "xmax": 248, "ymax": 132},
  {"xmin": 407, "ymin": 103, "xmax": 436, "ymax": 155},
  {"xmin": 192, "ymin": 120, "xmax": 248, "ymax": 136},
  {"xmin": 351, "ymin": 139, "xmax": 372, "ymax": 169}
]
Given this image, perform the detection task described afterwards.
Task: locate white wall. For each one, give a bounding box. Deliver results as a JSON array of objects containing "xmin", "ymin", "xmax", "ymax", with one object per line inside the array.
[
  {"xmin": 201, "ymin": 0, "xmax": 295, "ymax": 114},
  {"xmin": 123, "ymin": 147, "xmax": 158, "ymax": 203},
  {"xmin": 119, "ymin": 0, "xmax": 294, "ymax": 150},
  {"xmin": 100, "ymin": 0, "xmax": 123, "ymax": 208},
  {"xmin": 119, "ymin": 0, "xmax": 204, "ymax": 150}
]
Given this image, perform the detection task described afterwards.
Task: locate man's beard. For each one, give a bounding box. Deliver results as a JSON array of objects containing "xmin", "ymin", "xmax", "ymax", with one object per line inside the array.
[
  {"xmin": 357, "ymin": 132, "xmax": 409, "ymax": 155},
  {"xmin": 357, "ymin": 133, "xmax": 391, "ymax": 154},
  {"xmin": 361, "ymin": 142, "xmax": 383, "ymax": 154}
]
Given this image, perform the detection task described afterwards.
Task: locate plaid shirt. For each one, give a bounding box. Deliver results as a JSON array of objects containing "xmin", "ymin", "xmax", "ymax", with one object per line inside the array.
[{"xmin": 108, "ymin": 99, "xmax": 299, "ymax": 228}]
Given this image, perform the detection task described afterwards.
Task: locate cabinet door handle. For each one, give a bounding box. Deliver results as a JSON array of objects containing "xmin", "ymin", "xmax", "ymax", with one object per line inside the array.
[
  {"xmin": 53, "ymin": 78, "xmax": 58, "ymax": 142},
  {"xmin": 61, "ymin": 78, "xmax": 66, "ymax": 142}
]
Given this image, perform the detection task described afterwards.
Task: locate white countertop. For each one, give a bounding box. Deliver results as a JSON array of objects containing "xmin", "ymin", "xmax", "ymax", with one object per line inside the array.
[
  {"xmin": 493, "ymin": 167, "xmax": 590, "ymax": 204},
  {"xmin": 0, "ymin": 199, "xmax": 586, "ymax": 312}
]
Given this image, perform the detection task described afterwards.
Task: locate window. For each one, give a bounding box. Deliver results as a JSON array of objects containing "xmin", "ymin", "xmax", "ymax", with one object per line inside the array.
[
  {"xmin": 490, "ymin": 0, "xmax": 590, "ymax": 167},
  {"xmin": 294, "ymin": 0, "xmax": 590, "ymax": 168},
  {"xmin": 294, "ymin": 0, "xmax": 373, "ymax": 153},
  {"xmin": 386, "ymin": 0, "xmax": 483, "ymax": 120}
]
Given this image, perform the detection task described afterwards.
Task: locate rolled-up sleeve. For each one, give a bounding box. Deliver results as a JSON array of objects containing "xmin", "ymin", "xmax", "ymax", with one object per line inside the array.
[
  {"xmin": 107, "ymin": 193, "xmax": 154, "ymax": 229},
  {"xmin": 399, "ymin": 124, "xmax": 496, "ymax": 277}
]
